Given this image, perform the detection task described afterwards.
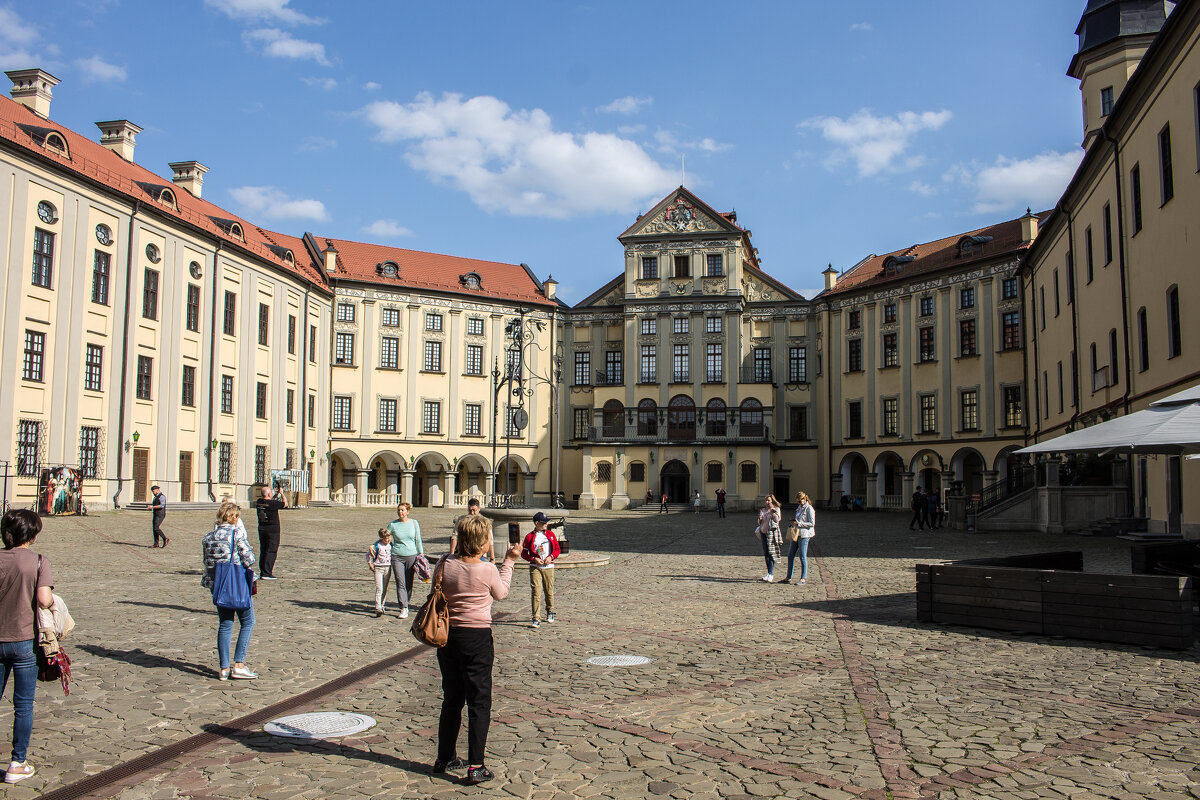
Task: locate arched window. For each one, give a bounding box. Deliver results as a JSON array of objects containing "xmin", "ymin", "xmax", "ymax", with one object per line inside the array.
[
  {"xmin": 637, "ymin": 399, "xmax": 657, "ymax": 436},
  {"xmin": 602, "ymin": 399, "xmax": 624, "ymax": 438},
  {"xmin": 706, "ymin": 399, "xmax": 727, "ymax": 437},
  {"xmin": 595, "ymin": 461, "xmax": 613, "ymax": 483},
  {"xmin": 229, "ymin": 222, "xmax": 245, "ymax": 241},
  {"xmin": 740, "ymin": 398, "xmax": 764, "ymax": 438},
  {"xmin": 45, "ymin": 133, "xmax": 69, "ymax": 157},
  {"xmin": 667, "ymin": 394, "xmax": 695, "ymax": 440},
  {"xmin": 158, "ymin": 188, "xmax": 177, "ymax": 210}
]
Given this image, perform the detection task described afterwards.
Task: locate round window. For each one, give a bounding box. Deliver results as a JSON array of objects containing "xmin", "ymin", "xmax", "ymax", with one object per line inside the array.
[
  {"xmin": 37, "ymin": 201, "xmax": 57, "ymax": 224},
  {"xmin": 95, "ymin": 224, "xmax": 113, "ymax": 246},
  {"xmin": 145, "ymin": 243, "xmax": 161, "ymax": 264},
  {"xmin": 189, "ymin": 261, "xmax": 203, "ymax": 279}
]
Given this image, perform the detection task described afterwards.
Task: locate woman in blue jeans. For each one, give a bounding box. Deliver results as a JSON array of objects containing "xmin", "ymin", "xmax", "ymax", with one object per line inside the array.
[
  {"xmin": 201, "ymin": 502, "xmax": 257, "ymax": 680},
  {"xmin": 782, "ymin": 491, "xmax": 816, "ymax": 585},
  {"xmin": 0, "ymin": 510, "xmax": 53, "ymax": 784}
]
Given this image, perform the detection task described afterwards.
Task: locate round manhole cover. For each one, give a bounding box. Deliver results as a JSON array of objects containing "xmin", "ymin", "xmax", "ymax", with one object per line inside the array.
[
  {"xmin": 587, "ymin": 655, "xmax": 651, "ymax": 666},
  {"xmin": 264, "ymin": 712, "xmax": 376, "ymax": 739}
]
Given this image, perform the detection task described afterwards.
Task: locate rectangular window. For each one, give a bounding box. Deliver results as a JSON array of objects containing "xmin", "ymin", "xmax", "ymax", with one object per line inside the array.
[
  {"xmin": 753, "ymin": 347, "xmax": 772, "ymax": 382},
  {"xmin": 1109, "ymin": 329, "xmax": 1119, "ymax": 388},
  {"xmin": 286, "ymin": 388, "xmax": 294, "ymax": 423},
  {"xmin": 574, "ymin": 351, "xmax": 591, "ymax": 385},
  {"xmin": 640, "ymin": 317, "xmax": 657, "ymax": 336},
  {"xmin": 641, "ymin": 256, "xmax": 658, "ymax": 280},
  {"xmin": 1053, "ymin": 269, "xmax": 1060, "ymax": 317},
  {"xmin": 706, "ymin": 343, "xmax": 723, "ymax": 382},
  {"xmin": 883, "ymin": 303, "xmax": 897, "ymax": 323},
  {"xmin": 425, "ymin": 313, "xmax": 443, "ymax": 332},
  {"xmin": 1004, "ymin": 386, "xmax": 1023, "ymax": 427},
  {"xmin": 789, "ymin": 406, "xmax": 809, "ymax": 441},
  {"xmin": 84, "ymin": 344, "xmax": 103, "ymax": 391},
  {"xmin": 847, "ymin": 309, "xmax": 861, "ymax": 330},
  {"xmin": 882, "ymin": 397, "xmax": 898, "ymax": 436},
  {"xmin": 285, "ymin": 448, "xmax": 294, "ymax": 470},
  {"xmin": 464, "ymin": 403, "xmax": 481, "ymax": 436},
  {"xmin": 504, "ymin": 406, "xmax": 522, "ymax": 438},
  {"xmin": 740, "ymin": 463, "xmax": 757, "ymax": 484},
  {"xmin": 1102, "ymin": 204, "xmax": 1113, "ymax": 264},
  {"xmin": 1085, "ymin": 227, "xmax": 1094, "ymax": 282},
  {"xmin": 309, "ymin": 324, "xmax": 317, "ymax": 362},
  {"xmin": 218, "ymin": 442, "xmax": 232, "ymax": 484},
  {"xmin": 847, "ymin": 401, "xmax": 862, "ymax": 439},
  {"xmin": 918, "ymin": 326, "xmax": 935, "ymax": 362},
  {"xmin": 1066, "ymin": 252, "xmax": 1075, "ymax": 304},
  {"xmin": 422, "ymin": 400, "xmax": 441, "ymax": 434},
  {"xmin": 220, "ymin": 375, "xmax": 234, "ymax": 413},
  {"xmin": 788, "ymin": 346, "xmax": 806, "ymax": 383},
  {"xmin": 423, "ymin": 340, "xmax": 442, "ymax": 371},
  {"xmin": 673, "ymin": 255, "xmax": 690, "ymax": 278},
  {"xmin": 136, "ymin": 355, "xmax": 153, "ymax": 400},
  {"xmin": 16, "ymin": 420, "xmax": 41, "ymax": 477},
  {"xmin": 959, "ymin": 319, "xmax": 977, "ymax": 357},
  {"xmin": 186, "ymin": 284, "xmax": 201, "ymax": 332},
  {"xmin": 673, "ymin": 316, "xmax": 689, "ymax": 335},
  {"xmin": 605, "ymin": 350, "xmax": 622, "ymax": 384},
  {"xmin": 1131, "ymin": 163, "xmax": 1143, "ymax": 233},
  {"xmin": 640, "ymin": 345, "xmax": 657, "ymax": 382},
  {"xmin": 882, "ymin": 332, "xmax": 898, "ymax": 367},
  {"xmin": 465, "ymin": 343, "xmax": 483, "ymax": 375},
  {"xmin": 1002, "ymin": 277, "xmax": 1018, "ymax": 300},
  {"xmin": 307, "ymin": 393, "xmax": 316, "ymax": 428},
  {"xmin": 1039, "ymin": 287, "xmax": 1046, "ymax": 330},
  {"xmin": 141, "ymin": 269, "xmax": 159, "ymax": 320},
  {"xmin": 961, "ymin": 390, "xmax": 979, "ymax": 431},
  {"xmin": 1002, "ymin": 311, "xmax": 1021, "ymax": 350},
  {"xmin": 335, "ymin": 332, "xmax": 355, "ymax": 365},
  {"xmin": 379, "ymin": 398, "xmax": 397, "ymax": 432},
  {"xmin": 254, "ymin": 446, "xmax": 267, "ymax": 485},
  {"xmin": 256, "ymin": 382, "xmax": 267, "ymax": 419},
  {"xmin": 919, "ymin": 296, "xmax": 934, "ymax": 316},
  {"xmin": 223, "ymin": 290, "xmax": 236, "ymax": 336},
  {"xmin": 466, "ymin": 316, "xmax": 483, "ymax": 335},
  {"xmin": 960, "ymin": 286, "xmax": 975, "ymax": 309},
  {"xmin": 332, "ymin": 396, "xmax": 352, "ymax": 430},
  {"xmin": 672, "ymin": 343, "xmax": 689, "ymax": 383},
  {"xmin": 79, "ymin": 426, "xmax": 100, "ymax": 479},
  {"xmin": 847, "ymin": 339, "xmax": 862, "ymax": 372},
  {"xmin": 380, "ymin": 336, "xmax": 399, "ymax": 369},
  {"xmin": 1137, "ymin": 307, "xmax": 1149, "ymax": 372},
  {"xmin": 336, "ymin": 303, "xmax": 355, "ymax": 322},
  {"xmin": 32, "ymin": 229, "xmax": 53, "ymax": 288},
  {"xmin": 258, "ymin": 303, "xmax": 269, "ymax": 346},
  {"xmin": 1159, "ymin": 124, "xmax": 1174, "ymax": 204},
  {"xmin": 1100, "ymin": 85, "xmax": 1114, "ymax": 117},
  {"xmin": 706, "ymin": 253, "xmax": 724, "ymax": 276},
  {"xmin": 92, "ymin": 251, "xmax": 110, "ymax": 304},
  {"xmin": 505, "ymin": 348, "xmax": 519, "ymax": 378},
  {"xmin": 920, "ymin": 395, "xmax": 937, "ymax": 433},
  {"xmin": 1167, "ymin": 286, "xmax": 1181, "ymax": 358},
  {"xmin": 287, "ymin": 314, "xmax": 296, "ymax": 354},
  {"xmin": 1058, "ymin": 361, "xmax": 1065, "ymax": 412},
  {"xmin": 383, "ymin": 307, "xmax": 402, "ymax": 328},
  {"xmin": 573, "ymin": 408, "xmax": 591, "ymax": 440},
  {"xmin": 181, "ymin": 364, "xmax": 196, "ymax": 407}
]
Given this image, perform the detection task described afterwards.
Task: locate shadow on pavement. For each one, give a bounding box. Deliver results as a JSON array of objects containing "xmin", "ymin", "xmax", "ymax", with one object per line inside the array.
[
  {"xmin": 660, "ymin": 574, "xmax": 770, "ymax": 584},
  {"xmin": 118, "ymin": 600, "xmax": 206, "ymax": 614},
  {"xmin": 289, "ymin": 598, "xmax": 379, "ymax": 616},
  {"xmin": 76, "ymin": 643, "xmax": 214, "ymax": 678}
]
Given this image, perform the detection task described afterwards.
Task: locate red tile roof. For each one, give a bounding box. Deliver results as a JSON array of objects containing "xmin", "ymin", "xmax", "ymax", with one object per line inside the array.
[
  {"xmin": 0, "ymin": 95, "xmax": 330, "ymax": 290},
  {"xmin": 308, "ymin": 235, "xmax": 555, "ymax": 307},
  {"xmin": 824, "ymin": 212, "xmax": 1051, "ymax": 296}
]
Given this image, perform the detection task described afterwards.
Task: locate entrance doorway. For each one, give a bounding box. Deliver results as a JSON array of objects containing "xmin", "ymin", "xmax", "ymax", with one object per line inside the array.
[
  {"xmin": 179, "ymin": 452, "xmax": 193, "ymax": 502},
  {"xmin": 660, "ymin": 460, "xmax": 690, "ymax": 503},
  {"xmin": 132, "ymin": 448, "xmax": 149, "ymax": 502},
  {"xmin": 773, "ymin": 474, "xmax": 790, "ymax": 503}
]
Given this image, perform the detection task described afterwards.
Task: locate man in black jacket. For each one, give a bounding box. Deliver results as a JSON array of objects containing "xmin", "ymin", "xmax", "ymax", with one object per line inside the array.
[
  {"xmin": 255, "ymin": 484, "xmax": 288, "ymax": 579},
  {"xmin": 150, "ymin": 484, "xmax": 169, "ymax": 547}
]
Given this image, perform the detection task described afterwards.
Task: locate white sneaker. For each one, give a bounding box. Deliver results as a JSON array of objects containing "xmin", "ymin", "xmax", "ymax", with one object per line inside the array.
[
  {"xmin": 546, "ymin": 612, "xmax": 556, "ymax": 623},
  {"xmin": 762, "ymin": 574, "xmax": 773, "ymax": 582},
  {"xmin": 230, "ymin": 665, "xmax": 258, "ymax": 680},
  {"xmin": 399, "ymin": 608, "xmax": 409, "ymax": 619},
  {"xmin": 5, "ymin": 761, "xmax": 35, "ymax": 784},
  {"xmin": 531, "ymin": 618, "xmax": 540, "ymax": 628}
]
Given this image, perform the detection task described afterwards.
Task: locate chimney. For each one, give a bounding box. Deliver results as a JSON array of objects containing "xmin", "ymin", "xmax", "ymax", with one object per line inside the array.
[
  {"xmin": 322, "ymin": 240, "xmax": 339, "ymax": 274},
  {"xmin": 168, "ymin": 161, "xmax": 209, "ymax": 198},
  {"xmin": 1019, "ymin": 208, "xmax": 1039, "ymax": 243},
  {"xmin": 822, "ymin": 263, "xmax": 838, "ymax": 291},
  {"xmin": 543, "ymin": 274, "xmax": 557, "ymax": 301},
  {"xmin": 96, "ymin": 120, "xmax": 143, "ymax": 162},
  {"xmin": 6, "ymin": 68, "xmax": 60, "ymax": 119}
]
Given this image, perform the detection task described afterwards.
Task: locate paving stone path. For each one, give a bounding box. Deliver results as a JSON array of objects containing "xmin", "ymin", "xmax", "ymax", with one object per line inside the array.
[{"xmin": 4, "ymin": 506, "xmax": 1198, "ymax": 799}]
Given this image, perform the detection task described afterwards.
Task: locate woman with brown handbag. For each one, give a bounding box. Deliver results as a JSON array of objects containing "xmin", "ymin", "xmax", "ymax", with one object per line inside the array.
[
  {"xmin": 431, "ymin": 515, "xmax": 521, "ymax": 785},
  {"xmin": 782, "ymin": 491, "xmax": 816, "ymax": 585}
]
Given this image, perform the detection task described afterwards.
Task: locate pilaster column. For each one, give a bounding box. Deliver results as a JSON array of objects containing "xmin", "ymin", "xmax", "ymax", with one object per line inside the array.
[
  {"xmin": 354, "ymin": 469, "xmax": 370, "ymax": 506},
  {"xmin": 830, "ymin": 472, "xmax": 844, "ymax": 511},
  {"xmin": 901, "ymin": 471, "xmax": 915, "ymax": 506},
  {"xmin": 400, "ymin": 469, "xmax": 415, "ymax": 504},
  {"xmin": 386, "ymin": 470, "xmax": 400, "ymax": 496},
  {"xmin": 865, "ymin": 473, "xmax": 879, "ymax": 509},
  {"xmin": 612, "ymin": 454, "xmax": 630, "ymax": 510},
  {"xmin": 442, "ymin": 471, "xmax": 455, "ymax": 507},
  {"xmin": 523, "ymin": 472, "xmax": 536, "ymax": 507}
]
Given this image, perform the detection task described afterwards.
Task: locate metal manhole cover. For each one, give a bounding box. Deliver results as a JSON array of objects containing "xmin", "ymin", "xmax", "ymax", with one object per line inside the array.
[
  {"xmin": 264, "ymin": 712, "xmax": 376, "ymax": 739},
  {"xmin": 587, "ymin": 655, "xmax": 651, "ymax": 667}
]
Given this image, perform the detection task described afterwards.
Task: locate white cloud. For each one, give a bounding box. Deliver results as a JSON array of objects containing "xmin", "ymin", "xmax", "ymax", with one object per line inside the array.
[
  {"xmin": 849, "ymin": 22, "xmax": 872, "ymax": 31},
  {"xmin": 597, "ymin": 95, "xmax": 652, "ymax": 115},
  {"xmin": 801, "ymin": 108, "xmax": 952, "ymax": 177},
  {"xmin": 361, "ymin": 92, "xmax": 679, "ymax": 219},
  {"xmin": 298, "ymin": 135, "xmax": 337, "ymax": 152},
  {"xmin": 909, "ymin": 180, "xmax": 937, "ymax": 197},
  {"xmin": 796, "ymin": 287, "xmax": 824, "ymax": 299},
  {"xmin": 617, "ymin": 123, "xmax": 645, "ymax": 135},
  {"xmin": 654, "ymin": 129, "xmax": 733, "ymax": 155},
  {"xmin": 243, "ymin": 28, "xmax": 330, "ymax": 65},
  {"xmin": 205, "ymin": 0, "xmax": 322, "ymax": 25},
  {"xmin": 971, "ymin": 151, "xmax": 1083, "ymax": 214},
  {"xmin": 75, "ymin": 56, "xmax": 127, "ymax": 83},
  {"xmin": 363, "ymin": 81, "xmax": 381, "ymax": 91},
  {"xmin": 0, "ymin": 7, "xmax": 39, "ymax": 68},
  {"xmin": 229, "ymin": 185, "xmax": 328, "ymax": 221},
  {"xmin": 302, "ymin": 76, "xmax": 336, "ymax": 90},
  {"xmin": 363, "ymin": 219, "xmax": 413, "ymax": 238}
]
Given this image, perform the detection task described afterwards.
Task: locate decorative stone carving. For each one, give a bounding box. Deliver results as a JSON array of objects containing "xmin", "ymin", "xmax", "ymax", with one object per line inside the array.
[
  {"xmin": 634, "ymin": 281, "xmax": 659, "ymax": 298},
  {"xmin": 669, "ymin": 280, "xmax": 691, "ymax": 295},
  {"xmin": 702, "ymin": 277, "xmax": 727, "ymax": 294},
  {"xmin": 636, "ymin": 198, "xmax": 722, "ymax": 235}
]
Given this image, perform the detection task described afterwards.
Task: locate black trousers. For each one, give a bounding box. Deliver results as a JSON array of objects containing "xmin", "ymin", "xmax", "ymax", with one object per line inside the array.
[
  {"xmin": 258, "ymin": 526, "xmax": 280, "ymax": 577},
  {"xmin": 436, "ymin": 626, "xmax": 494, "ymax": 766},
  {"xmin": 909, "ymin": 510, "xmax": 923, "ymax": 529},
  {"xmin": 152, "ymin": 515, "xmax": 166, "ymax": 545},
  {"xmin": 717, "ymin": 502, "xmax": 726, "ymax": 518}
]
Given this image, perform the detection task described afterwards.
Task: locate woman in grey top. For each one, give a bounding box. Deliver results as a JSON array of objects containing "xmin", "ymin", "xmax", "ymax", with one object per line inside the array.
[{"xmin": 782, "ymin": 491, "xmax": 816, "ymax": 585}]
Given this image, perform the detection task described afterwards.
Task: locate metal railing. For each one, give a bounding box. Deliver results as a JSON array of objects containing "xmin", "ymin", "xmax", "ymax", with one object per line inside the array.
[
  {"xmin": 739, "ymin": 366, "xmax": 774, "ymax": 384},
  {"xmin": 487, "ymin": 493, "xmax": 525, "ymax": 508},
  {"xmin": 587, "ymin": 424, "xmax": 771, "ymax": 444},
  {"xmin": 972, "ymin": 465, "xmax": 1038, "ymax": 513}
]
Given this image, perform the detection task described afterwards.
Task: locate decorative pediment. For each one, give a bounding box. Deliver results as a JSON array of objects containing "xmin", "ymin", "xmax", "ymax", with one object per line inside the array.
[
  {"xmin": 622, "ymin": 190, "xmax": 740, "ymax": 238},
  {"xmin": 741, "ymin": 275, "xmax": 777, "ymax": 303}
]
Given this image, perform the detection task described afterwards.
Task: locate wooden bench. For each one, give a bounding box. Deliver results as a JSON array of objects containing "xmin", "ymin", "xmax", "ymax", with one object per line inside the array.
[{"xmin": 916, "ymin": 551, "xmax": 1195, "ymax": 650}]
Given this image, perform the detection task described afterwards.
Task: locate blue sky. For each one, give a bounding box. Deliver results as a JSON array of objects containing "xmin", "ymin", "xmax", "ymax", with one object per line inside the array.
[{"xmin": 2, "ymin": 1, "xmax": 1088, "ymax": 301}]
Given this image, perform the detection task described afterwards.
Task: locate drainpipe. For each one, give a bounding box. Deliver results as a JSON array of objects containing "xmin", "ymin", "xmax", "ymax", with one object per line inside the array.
[
  {"xmin": 111, "ymin": 200, "xmax": 140, "ymax": 509},
  {"xmin": 1102, "ymin": 129, "xmax": 1134, "ymax": 416},
  {"xmin": 205, "ymin": 241, "xmax": 223, "ymax": 501},
  {"xmin": 299, "ymin": 287, "xmax": 310, "ymax": 478}
]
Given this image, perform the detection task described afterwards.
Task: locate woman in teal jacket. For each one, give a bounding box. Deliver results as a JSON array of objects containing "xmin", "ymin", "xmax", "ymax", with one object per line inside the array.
[{"xmin": 386, "ymin": 502, "xmax": 424, "ymax": 619}]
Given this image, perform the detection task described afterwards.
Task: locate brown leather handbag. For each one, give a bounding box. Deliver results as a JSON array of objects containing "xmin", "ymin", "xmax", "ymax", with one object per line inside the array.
[{"xmin": 411, "ymin": 556, "xmax": 450, "ymax": 647}]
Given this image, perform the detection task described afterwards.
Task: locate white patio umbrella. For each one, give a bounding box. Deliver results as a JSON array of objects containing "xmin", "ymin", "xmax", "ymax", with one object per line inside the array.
[{"xmin": 1017, "ymin": 384, "xmax": 1200, "ymax": 456}]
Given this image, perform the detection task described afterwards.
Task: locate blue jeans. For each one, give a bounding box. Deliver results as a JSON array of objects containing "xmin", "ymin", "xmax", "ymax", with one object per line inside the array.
[
  {"xmin": 785, "ymin": 537, "xmax": 810, "ymax": 581},
  {"xmin": 0, "ymin": 639, "xmax": 36, "ymax": 762},
  {"xmin": 216, "ymin": 604, "xmax": 255, "ymax": 668}
]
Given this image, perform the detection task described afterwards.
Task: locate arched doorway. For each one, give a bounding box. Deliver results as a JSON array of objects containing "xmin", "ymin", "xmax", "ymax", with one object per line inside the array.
[
  {"xmin": 637, "ymin": 399, "xmax": 658, "ymax": 436},
  {"xmin": 706, "ymin": 399, "xmax": 727, "ymax": 437},
  {"xmin": 660, "ymin": 460, "xmax": 690, "ymax": 503},
  {"xmin": 740, "ymin": 399, "xmax": 764, "ymax": 438},
  {"xmin": 602, "ymin": 399, "xmax": 624, "ymax": 438},
  {"xmin": 667, "ymin": 395, "xmax": 695, "ymax": 440}
]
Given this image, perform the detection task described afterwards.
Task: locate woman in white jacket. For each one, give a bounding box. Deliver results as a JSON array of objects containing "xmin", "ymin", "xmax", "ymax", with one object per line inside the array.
[{"xmin": 782, "ymin": 491, "xmax": 816, "ymax": 585}]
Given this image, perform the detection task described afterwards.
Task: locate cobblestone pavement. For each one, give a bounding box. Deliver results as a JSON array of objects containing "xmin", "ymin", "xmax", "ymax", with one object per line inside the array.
[{"xmin": 4, "ymin": 506, "xmax": 1198, "ymax": 799}]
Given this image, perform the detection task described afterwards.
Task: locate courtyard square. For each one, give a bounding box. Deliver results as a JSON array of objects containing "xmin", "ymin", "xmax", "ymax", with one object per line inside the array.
[{"xmin": 4, "ymin": 505, "xmax": 1198, "ymax": 800}]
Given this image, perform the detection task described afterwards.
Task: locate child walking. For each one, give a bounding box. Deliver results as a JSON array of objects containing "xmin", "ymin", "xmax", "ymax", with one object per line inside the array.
[
  {"xmin": 521, "ymin": 512, "xmax": 560, "ymax": 628},
  {"xmin": 368, "ymin": 528, "xmax": 393, "ymax": 618}
]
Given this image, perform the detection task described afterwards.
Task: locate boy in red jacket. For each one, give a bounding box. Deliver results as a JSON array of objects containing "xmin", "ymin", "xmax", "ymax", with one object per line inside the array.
[{"xmin": 521, "ymin": 512, "xmax": 560, "ymax": 628}]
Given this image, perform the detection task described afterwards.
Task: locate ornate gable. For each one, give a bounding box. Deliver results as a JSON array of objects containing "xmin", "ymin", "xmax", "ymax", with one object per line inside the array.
[{"xmin": 620, "ymin": 188, "xmax": 740, "ymax": 239}]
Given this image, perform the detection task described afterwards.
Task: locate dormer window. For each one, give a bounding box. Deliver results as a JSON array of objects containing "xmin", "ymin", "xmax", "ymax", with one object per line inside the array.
[
  {"xmin": 957, "ymin": 235, "xmax": 992, "ymax": 258},
  {"xmin": 44, "ymin": 132, "xmax": 68, "ymax": 156},
  {"xmin": 376, "ymin": 261, "xmax": 400, "ymax": 278},
  {"xmin": 229, "ymin": 222, "xmax": 244, "ymax": 241},
  {"xmin": 460, "ymin": 271, "xmax": 483, "ymax": 289},
  {"xmin": 283, "ymin": 249, "xmax": 294, "ymax": 265},
  {"xmin": 18, "ymin": 125, "xmax": 71, "ymax": 159},
  {"xmin": 158, "ymin": 188, "xmax": 177, "ymax": 210},
  {"xmin": 883, "ymin": 255, "xmax": 914, "ymax": 275},
  {"xmin": 209, "ymin": 217, "xmax": 245, "ymax": 242}
]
